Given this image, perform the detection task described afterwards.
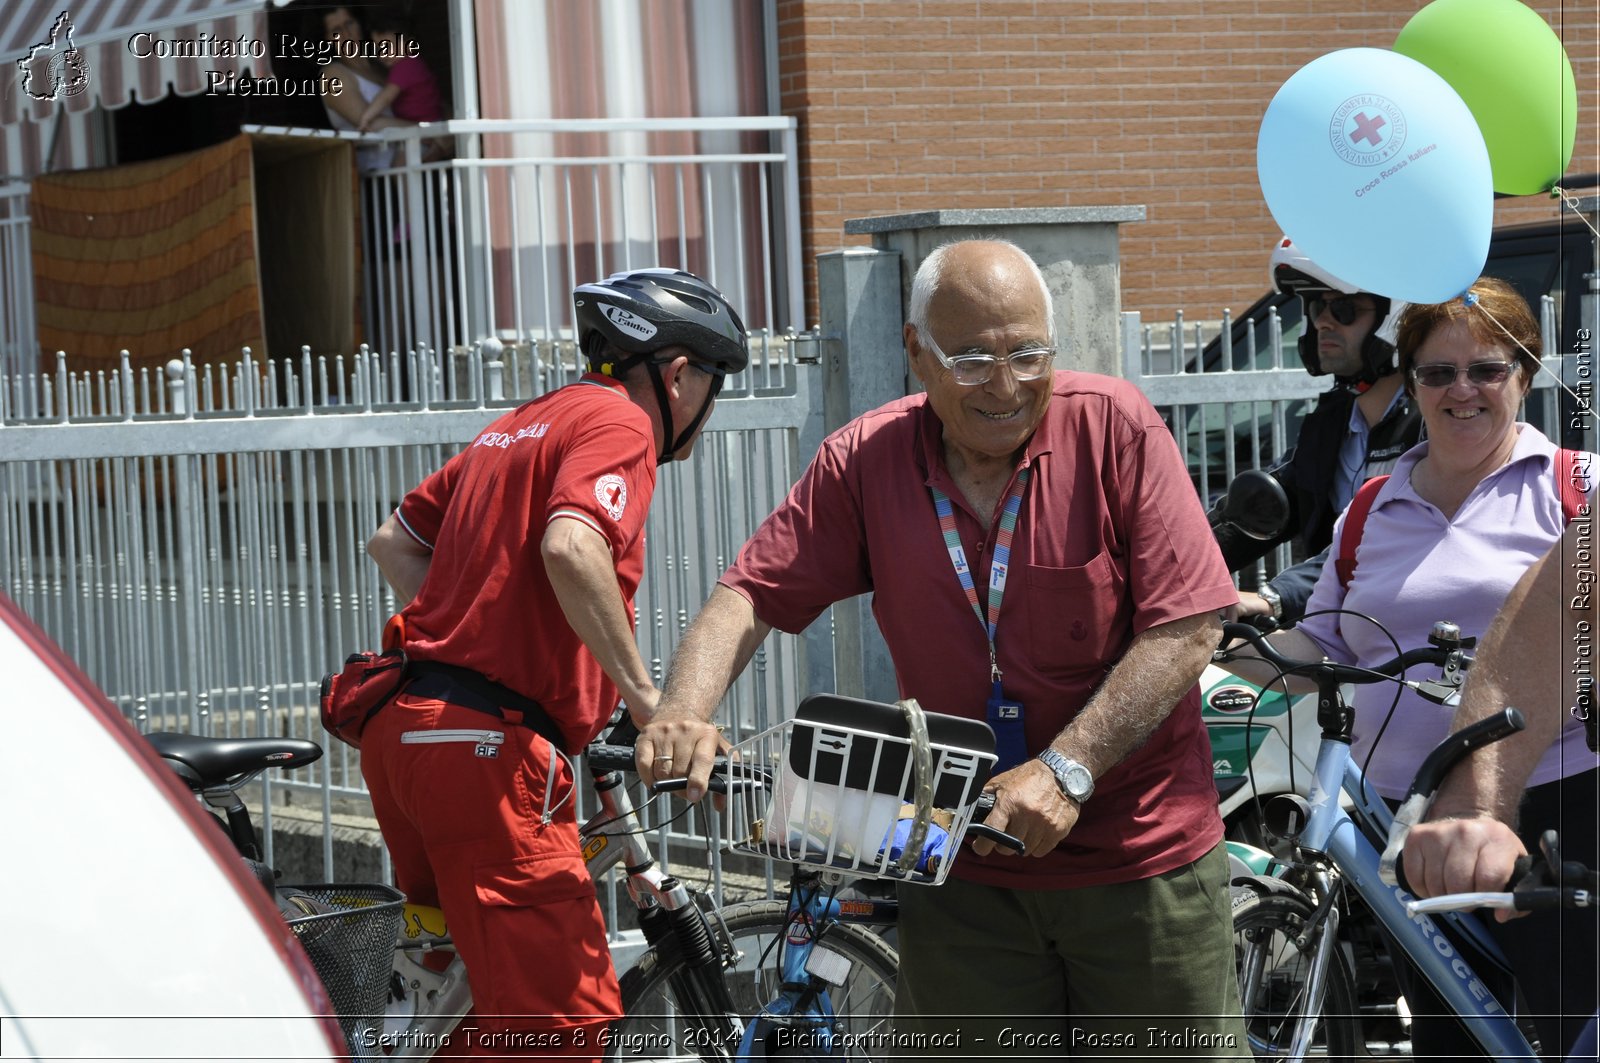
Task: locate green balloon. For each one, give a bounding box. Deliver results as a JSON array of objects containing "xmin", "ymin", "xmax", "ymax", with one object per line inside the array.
[{"xmin": 1395, "ymin": 0, "xmax": 1577, "ymax": 195}]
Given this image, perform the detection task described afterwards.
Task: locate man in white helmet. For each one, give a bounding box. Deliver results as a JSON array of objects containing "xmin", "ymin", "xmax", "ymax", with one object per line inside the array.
[{"xmin": 1213, "ymin": 236, "xmax": 1423, "ymax": 625}]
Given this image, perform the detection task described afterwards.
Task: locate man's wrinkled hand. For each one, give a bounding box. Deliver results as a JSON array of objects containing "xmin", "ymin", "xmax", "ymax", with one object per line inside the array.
[
  {"xmin": 970, "ymin": 760, "xmax": 1079, "ymax": 859},
  {"xmin": 636, "ymin": 708, "xmax": 721, "ymax": 803},
  {"xmin": 1403, "ymin": 816, "xmax": 1528, "ymax": 922}
]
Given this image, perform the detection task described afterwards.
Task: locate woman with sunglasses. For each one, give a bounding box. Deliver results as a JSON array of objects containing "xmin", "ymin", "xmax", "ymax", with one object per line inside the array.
[{"xmin": 1221, "ymin": 275, "xmax": 1598, "ymax": 1058}]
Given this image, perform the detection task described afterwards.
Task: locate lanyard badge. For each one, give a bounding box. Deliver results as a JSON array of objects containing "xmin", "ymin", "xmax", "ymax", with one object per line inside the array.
[
  {"xmin": 932, "ymin": 468, "xmax": 1031, "ymax": 772},
  {"xmin": 986, "ymin": 682, "xmax": 1027, "ymax": 773}
]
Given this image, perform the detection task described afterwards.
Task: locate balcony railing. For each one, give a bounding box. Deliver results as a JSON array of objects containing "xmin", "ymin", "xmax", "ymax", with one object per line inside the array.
[{"xmin": 242, "ymin": 116, "xmax": 804, "ymax": 364}]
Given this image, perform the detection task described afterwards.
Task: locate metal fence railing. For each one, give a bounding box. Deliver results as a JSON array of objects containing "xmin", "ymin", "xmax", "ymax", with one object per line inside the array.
[
  {"xmin": 1, "ymin": 332, "xmax": 822, "ymax": 888},
  {"xmin": 0, "ymin": 181, "xmax": 34, "ymax": 383}
]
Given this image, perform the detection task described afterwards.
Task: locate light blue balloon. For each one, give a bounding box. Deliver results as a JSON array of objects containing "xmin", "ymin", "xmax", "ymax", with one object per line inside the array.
[{"xmin": 1257, "ymin": 47, "xmax": 1492, "ymax": 304}]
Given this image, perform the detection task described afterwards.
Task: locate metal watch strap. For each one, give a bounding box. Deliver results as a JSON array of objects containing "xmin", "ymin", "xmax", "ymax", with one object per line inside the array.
[
  {"xmin": 1038, "ymin": 748, "xmax": 1094, "ymax": 802},
  {"xmin": 1257, "ymin": 582, "xmax": 1283, "ymax": 621}
]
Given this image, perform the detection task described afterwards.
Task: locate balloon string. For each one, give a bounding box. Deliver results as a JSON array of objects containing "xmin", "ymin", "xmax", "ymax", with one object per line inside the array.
[
  {"xmin": 1551, "ymin": 186, "xmax": 1600, "ymax": 240},
  {"xmin": 1465, "ymin": 295, "xmax": 1593, "ymax": 416}
]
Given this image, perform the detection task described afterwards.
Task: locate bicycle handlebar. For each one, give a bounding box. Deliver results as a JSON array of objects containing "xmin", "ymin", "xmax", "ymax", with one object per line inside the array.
[
  {"xmin": 1215, "ymin": 621, "xmax": 1462, "ymax": 684},
  {"xmin": 970, "ymin": 791, "xmax": 1025, "ymax": 857},
  {"xmin": 582, "ymin": 743, "xmax": 1027, "ymax": 858}
]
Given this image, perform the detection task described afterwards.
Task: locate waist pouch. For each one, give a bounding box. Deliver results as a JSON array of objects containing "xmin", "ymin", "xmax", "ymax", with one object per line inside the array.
[
  {"xmin": 403, "ymin": 661, "xmax": 570, "ymax": 756},
  {"xmin": 319, "ymin": 649, "xmax": 408, "ymax": 750}
]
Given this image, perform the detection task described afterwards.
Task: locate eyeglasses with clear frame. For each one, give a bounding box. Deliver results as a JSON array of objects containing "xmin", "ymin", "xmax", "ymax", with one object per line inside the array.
[
  {"xmin": 918, "ymin": 330, "xmax": 1056, "ymax": 386},
  {"xmin": 1409, "ymin": 361, "xmax": 1518, "ymax": 388}
]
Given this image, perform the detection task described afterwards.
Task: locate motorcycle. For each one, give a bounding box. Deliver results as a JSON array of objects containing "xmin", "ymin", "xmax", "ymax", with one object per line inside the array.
[{"xmin": 1200, "ymin": 469, "xmax": 1319, "ymax": 875}]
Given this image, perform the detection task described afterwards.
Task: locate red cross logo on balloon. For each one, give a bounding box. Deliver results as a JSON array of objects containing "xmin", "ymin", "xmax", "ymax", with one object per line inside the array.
[
  {"xmin": 1329, "ymin": 93, "xmax": 1407, "ymax": 166},
  {"xmin": 1348, "ymin": 111, "xmax": 1387, "ymax": 147}
]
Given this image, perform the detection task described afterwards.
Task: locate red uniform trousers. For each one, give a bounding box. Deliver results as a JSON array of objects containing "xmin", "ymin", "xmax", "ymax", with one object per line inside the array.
[{"xmin": 361, "ymin": 690, "xmax": 621, "ymax": 1060}]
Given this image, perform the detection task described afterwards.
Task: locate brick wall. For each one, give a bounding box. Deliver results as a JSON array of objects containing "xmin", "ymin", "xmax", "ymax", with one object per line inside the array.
[{"xmin": 776, "ymin": 0, "xmax": 1599, "ymax": 326}]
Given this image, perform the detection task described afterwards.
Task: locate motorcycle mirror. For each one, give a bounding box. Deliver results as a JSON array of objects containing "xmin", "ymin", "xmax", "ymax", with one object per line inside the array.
[{"xmin": 1220, "ymin": 470, "xmax": 1290, "ymax": 541}]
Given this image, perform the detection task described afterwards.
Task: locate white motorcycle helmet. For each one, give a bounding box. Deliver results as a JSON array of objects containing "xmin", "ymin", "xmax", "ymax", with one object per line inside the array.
[{"xmin": 1269, "ymin": 237, "xmax": 1406, "ymax": 387}]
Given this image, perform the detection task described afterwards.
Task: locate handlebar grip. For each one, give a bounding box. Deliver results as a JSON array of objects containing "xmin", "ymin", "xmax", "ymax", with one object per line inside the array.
[
  {"xmin": 969, "ymin": 791, "xmax": 1026, "ymax": 856},
  {"xmin": 586, "ymin": 743, "xmax": 639, "ymax": 774},
  {"xmin": 1404, "ymin": 708, "xmax": 1525, "ymax": 801}
]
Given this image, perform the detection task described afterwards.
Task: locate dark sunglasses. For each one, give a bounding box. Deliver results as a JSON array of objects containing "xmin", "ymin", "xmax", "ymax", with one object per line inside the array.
[
  {"xmin": 1409, "ymin": 361, "xmax": 1517, "ymax": 388},
  {"xmin": 1306, "ymin": 295, "xmax": 1375, "ymax": 327}
]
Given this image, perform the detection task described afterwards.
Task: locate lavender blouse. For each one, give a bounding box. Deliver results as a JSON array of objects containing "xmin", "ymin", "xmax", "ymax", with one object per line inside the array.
[{"xmin": 1297, "ymin": 424, "xmax": 1598, "ymax": 798}]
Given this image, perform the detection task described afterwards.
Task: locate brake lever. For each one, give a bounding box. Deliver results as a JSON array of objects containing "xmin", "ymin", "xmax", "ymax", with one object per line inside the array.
[{"xmin": 1409, "ymin": 680, "xmax": 1463, "ymax": 707}]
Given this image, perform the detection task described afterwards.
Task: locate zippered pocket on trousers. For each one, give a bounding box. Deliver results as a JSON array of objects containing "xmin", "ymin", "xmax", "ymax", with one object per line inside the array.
[{"xmin": 400, "ymin": 728, "xmax": 506, "ymax": 745}]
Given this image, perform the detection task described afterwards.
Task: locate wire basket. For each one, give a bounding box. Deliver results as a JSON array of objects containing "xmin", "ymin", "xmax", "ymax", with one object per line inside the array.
[
  {"xmin": 281, "ymin": 883, "xmax": 405, "ymax": 1052},
  {"xmin": 724, "ymin": 696, "xmax": 996, "ymax": 885}
]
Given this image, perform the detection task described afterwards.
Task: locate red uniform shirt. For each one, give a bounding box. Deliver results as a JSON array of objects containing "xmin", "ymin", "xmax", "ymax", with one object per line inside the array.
[
  {"xmin": 395, "ymin": 375, "xmax": 655, "ymax": 751},
  {"xmin": 721, "ymin": 371, "xmax": 1238, "ymax": 889}
]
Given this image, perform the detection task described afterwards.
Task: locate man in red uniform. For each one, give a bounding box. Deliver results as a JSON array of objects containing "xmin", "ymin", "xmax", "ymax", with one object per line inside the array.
[
  {"xmin": 640, "ymin": 240, "xmax": 1248, "ymax": 1057},
  {"xmin": 363, "ymin": 269, "xmax": 748, "ymax": 1058}
]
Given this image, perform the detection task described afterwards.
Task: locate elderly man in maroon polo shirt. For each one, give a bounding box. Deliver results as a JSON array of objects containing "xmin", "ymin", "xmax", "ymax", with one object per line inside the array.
[{"xmin": 640, "ymin": 239, "xmax": 1247, "ymax": 1057}]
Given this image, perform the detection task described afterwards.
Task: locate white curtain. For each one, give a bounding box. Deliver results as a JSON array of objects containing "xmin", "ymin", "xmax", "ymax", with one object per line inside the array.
[{"xmin": 470, "ymin": 0, "xmax": 775, "ymax": 336}]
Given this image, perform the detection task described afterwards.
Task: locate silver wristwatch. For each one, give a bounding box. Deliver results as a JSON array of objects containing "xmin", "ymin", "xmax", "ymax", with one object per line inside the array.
[
  {"xmin": 1256, "ymin": 582, "xmax": 1284, "ymax": 621},
  {"xmin": 1038, "ymin": 748, "xmax": 1095, "ymax": 802}
]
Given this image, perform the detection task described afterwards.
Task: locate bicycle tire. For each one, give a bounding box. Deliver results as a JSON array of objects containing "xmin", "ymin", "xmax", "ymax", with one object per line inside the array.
[
  {"xmin": 613, "ymin": 899, "xmax": 898, "ymax": 1061},
  {"xmin": 1233, "ymin": 885, "xmax": 1363, "ymax": 1062}
]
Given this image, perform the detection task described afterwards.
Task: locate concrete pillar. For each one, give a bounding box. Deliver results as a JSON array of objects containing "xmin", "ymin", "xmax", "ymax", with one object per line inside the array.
[
  {"xmin": 808, "ymin": 247, "xmax": 902, "ymax": 705},
  {"xmin": 843, "ymin": 206, "xmax": 1146, "ymax": 378},
  {"xmin": 817, "ymin": 247, "xmax": 908, "ymax": 428}
]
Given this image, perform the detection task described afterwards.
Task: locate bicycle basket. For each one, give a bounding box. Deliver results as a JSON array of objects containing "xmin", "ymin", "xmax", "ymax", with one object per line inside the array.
[
  {"xmin": 725, "ymin": 694, "xmax": 996, "ymax": 885},
  {"xmin": 281, "ymin": 883, "xmax": 405, "ymax": 1052}
]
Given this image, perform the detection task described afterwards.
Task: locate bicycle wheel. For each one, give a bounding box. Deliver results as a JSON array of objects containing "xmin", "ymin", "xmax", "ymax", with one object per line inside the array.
[
  {"xmin": 614, "ymin": 899, "xmax": 898, "ymax": 1062},
  {"xmin": 1233, "ymin": 885, "xmax": 1363, "ymax": 1061}
]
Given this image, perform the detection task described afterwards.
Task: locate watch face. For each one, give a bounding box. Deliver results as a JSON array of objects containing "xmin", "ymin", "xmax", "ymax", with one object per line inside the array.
[{"xmin": 1042, "ymin": 750, "xmax": 1092, "ymax": 800}]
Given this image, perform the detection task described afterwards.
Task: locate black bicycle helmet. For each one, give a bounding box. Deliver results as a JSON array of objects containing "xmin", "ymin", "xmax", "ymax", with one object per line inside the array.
[
  {"xmin": 573, "ymin": 269, "xmax": 749, "ymax": 463},
  {"xmin": 1269, "ymin": 236, "xmax": 1405, "ymax": 389}
]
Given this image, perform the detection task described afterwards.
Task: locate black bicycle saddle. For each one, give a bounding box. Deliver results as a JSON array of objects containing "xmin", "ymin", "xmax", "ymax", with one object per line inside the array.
[{"xmin": 144, "ymin": 731, "xmax": 323, "ymax": 789}]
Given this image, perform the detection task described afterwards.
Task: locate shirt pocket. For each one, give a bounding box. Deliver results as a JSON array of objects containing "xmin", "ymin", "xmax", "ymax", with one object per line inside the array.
[{"xmin": 1023, "ymin": 550, "xmax": 1124, "ymax": 669}]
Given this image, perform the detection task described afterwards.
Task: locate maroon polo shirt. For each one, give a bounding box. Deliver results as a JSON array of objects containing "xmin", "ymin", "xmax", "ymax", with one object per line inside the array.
[{"xmin": 721, "ymin": 370, "xmax": 1237, "ymax": 889}]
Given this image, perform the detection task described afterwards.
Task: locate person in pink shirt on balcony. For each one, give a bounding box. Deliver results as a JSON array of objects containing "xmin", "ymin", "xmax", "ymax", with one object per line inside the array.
[
  {"xmin": 1221, "ymin": 276, "xmax": 1598, "ymax": 1059},
  {"xmin": 358, "ymin": 11, "xmax": 446, "ymax": 131}
]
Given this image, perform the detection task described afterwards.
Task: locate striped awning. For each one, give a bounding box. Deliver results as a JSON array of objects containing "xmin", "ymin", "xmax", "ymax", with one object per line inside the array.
[{"xmin": 2, "ymin": 1, "xmax": 267, "ymax": 125}]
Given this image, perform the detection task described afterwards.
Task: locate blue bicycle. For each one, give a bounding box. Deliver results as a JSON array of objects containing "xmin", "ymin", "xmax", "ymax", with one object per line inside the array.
[{"xmin": 1217, "ymin": 619, "xmax": 1548, "ymax": 1061}]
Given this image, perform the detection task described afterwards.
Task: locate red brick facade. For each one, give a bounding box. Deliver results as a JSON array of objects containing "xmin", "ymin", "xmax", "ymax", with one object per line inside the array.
[{"xmin": 776, "ymin": 0, "xmax": 1599, "ymax": 324}]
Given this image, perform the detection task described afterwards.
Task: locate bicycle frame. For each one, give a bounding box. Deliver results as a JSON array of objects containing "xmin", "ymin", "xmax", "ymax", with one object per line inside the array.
[
  {"xmin": 1272, "ymin": 732, "xmax": 1531, "ymax": 1059},
  {"xmin": 736, "ymin": 871, "xmax": 899, "ymax": 1058}
]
